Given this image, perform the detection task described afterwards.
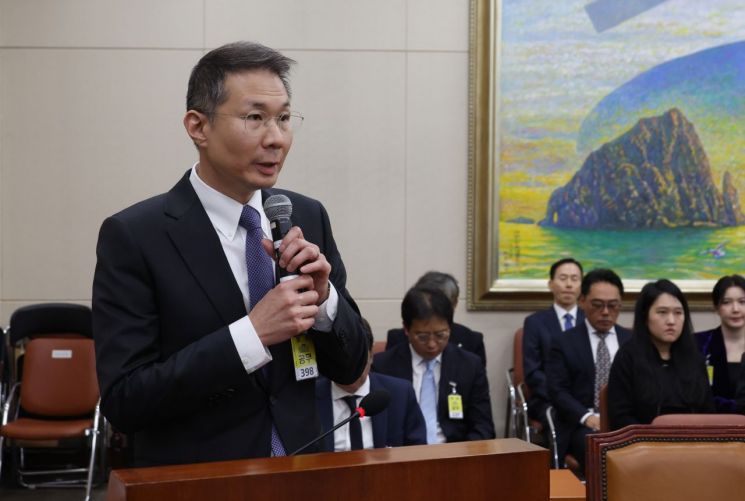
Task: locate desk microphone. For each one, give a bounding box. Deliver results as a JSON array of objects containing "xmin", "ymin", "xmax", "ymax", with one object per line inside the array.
[{"xmin": 290, "ymin": 389, "xmax": 391, "ymax": 455}]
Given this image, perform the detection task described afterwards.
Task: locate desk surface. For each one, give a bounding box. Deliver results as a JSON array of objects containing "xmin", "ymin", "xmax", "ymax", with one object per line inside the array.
[{"xmin": 550, "ymin": 469, "xmax": 586, "ymax": 501}]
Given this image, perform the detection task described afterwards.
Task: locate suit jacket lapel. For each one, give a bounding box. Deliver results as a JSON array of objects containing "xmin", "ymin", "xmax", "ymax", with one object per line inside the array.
[
  {"xmin": 438, "ymin": 346, "xmax": 456, "ymax": 420},
  {"xmin": 369, "ymin": 375, "xmax": 387, "ymax": 448},
  {"xmin": 315, "ymin": 378, "xmax": 335, "ymax": 452},
  {"xmin": 545, "ymin": 308, "xmax": 563, "ymax": 336},
  {"xmin": 575, "ymin": 323, "xmax": 595, "ymax": 373},
  {"xmin": 165, "ymin": 172, "xmax": 247, "ymax": 326}
]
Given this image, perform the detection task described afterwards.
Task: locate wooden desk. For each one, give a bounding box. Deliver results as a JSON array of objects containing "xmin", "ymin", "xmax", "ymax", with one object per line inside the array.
[
  {"xmin": 550, "ymin": 469, "xmax": 586, "ymax": 501},
  {"xmin": 107, "ymin": 439, "xmax": 549, "ymax": 501}
]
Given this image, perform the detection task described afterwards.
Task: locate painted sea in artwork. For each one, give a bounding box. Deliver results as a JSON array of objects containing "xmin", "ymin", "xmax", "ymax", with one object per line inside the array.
[{"xmin": 497, "ymin": 0, "xmax": 745, "ymax": 285}]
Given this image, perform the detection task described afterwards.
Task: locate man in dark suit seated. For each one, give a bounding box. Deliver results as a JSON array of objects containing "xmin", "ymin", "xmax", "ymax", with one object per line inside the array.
[
  {"xmin": 523, "ymin": 258, "xmax": 584, "ymax": 424},
  {"xmin": 547, "ymin": 268, "xmax": 631, "ymax": 473},
  {"xmin": 373, "ymin": 286, "xmax": 495, "ymax": 443},
  {"xmin": 385, "ymin": 271, "xmax": 486, "ymax": 367},
  {"xmin": 315, "ymin": 320, "xmax": 426, "ymax": 451}
]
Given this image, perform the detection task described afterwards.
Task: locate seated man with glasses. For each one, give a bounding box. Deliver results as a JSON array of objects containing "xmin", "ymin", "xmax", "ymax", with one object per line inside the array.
[
  {"xmin": 372, "ymin": 286, "xmax": 495, "ymax": 444},
  {"xmin": 546, "ymin": 268, "xmax": 631, "ymax": 475}
]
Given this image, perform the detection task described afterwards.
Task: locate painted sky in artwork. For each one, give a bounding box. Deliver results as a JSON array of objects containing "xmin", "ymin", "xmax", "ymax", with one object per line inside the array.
[{"xmin": 498, "ymin": 0, "xmax": 745, "ymax": 223}]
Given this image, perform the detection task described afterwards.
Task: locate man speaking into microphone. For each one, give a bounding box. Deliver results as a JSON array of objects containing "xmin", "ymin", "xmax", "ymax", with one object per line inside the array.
[{"xmin": 92, "ymin": 41, "xmax": 369, "ymax": 467}]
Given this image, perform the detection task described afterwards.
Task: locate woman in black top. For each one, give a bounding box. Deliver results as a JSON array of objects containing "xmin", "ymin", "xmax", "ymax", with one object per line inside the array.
[
  {"xmin": 608, "ymin": 279, "xmax": 713, "ymax": 430},
  {"xmin": 694, "ymin": 275, "xmax": 745, "ymax": 412}
]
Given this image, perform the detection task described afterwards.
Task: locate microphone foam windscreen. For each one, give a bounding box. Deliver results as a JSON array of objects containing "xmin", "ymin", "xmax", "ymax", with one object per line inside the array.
[
  {"xmin": 359, "ymin": 389, "xmax": 391, "ymax": 417},
  {"xmin": 263, "ymin": 194, "xmax": 293, "ymax": 220}
]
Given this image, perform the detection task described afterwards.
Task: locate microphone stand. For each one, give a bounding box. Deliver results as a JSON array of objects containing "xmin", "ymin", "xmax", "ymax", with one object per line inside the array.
[{"xmin": 290, "ymin": 411, "xmax": 362, "ymax": 456}]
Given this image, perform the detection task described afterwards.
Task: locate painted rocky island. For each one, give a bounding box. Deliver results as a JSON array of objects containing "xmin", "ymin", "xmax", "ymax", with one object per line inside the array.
[{"xmin": 540, "ymin": 108, "xmax": 744, "ymax": 229}]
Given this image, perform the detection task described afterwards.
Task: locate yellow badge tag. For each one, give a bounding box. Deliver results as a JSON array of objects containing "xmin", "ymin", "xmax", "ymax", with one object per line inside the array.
[
  {"xmin": 291, "ymin": 334, "xmax": 318, "ymax": 381},
  {"xmin": 448, "ymin": 393, "xmax": 464, "ymax": 419},
  {"xmin": 706, "ymin": 364, "xmax": 714, "ymax": 386}
]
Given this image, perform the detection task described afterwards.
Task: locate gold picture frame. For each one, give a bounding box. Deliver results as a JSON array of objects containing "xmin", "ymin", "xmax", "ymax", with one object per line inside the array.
[{"xmin": 466, "ymin": 0, "xmax": 742, "ymax": 310}]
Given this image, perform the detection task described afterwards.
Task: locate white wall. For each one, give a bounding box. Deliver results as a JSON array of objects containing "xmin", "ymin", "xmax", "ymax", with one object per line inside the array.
[{"xmin": 0, "ymin": 0, "xmax": 721, "ymax": 436}]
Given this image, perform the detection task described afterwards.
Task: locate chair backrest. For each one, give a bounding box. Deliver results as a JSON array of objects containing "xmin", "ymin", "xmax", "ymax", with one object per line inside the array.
[
  {"xmin": 651, "ymin": 413, "xmax": 745, "ymax": 426},
  {"xmin": 587, "ymin": 424, "xmax": 745, "ymax": 501},
  {"xmin": 8, "ymin": 303, "xmax": 92, "ymax": 345},
  {"xmin": 512, "ymin": 328, "xmax": 526, "ymax": 389},
  {"xmin": 372, "ymin": 340, "xmax": 386, "ymax": 354},
  {"xmin": 20, "ymin": 337, "xmax": 99, "ymax": 417}
]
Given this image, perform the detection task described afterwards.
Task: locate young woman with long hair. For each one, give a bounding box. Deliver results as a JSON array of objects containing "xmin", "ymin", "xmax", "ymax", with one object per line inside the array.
[{"xmin": 608, "ymin": 279, "xmax": 713, "ymax": 429}]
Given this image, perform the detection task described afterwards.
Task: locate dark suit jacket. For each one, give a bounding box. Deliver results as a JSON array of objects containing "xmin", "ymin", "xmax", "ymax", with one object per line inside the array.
[
  {"xmin": 547, "ymin": 321, "xmax": 631, "ymax": 459},
  {"xmin": 371, "ymin": 343, "xmax": 495, "ymax": 442},
  {"xmin": 695, "ymin": 327, "xmax": 737, "ymax": 412},
  {"xmin": 315, "ymin": 372, "xmax": 426, "ymax": 450},
  {"xmin": 522, "ymin": 307, "xmax": 585, "ymax": 419},
  {"xmin": 92, "ymin": 171, "xmax": 368, "ymax": 466},
  {"xmin": 386, "ymin": 323, "xmax": 487, "ymax": 367}
]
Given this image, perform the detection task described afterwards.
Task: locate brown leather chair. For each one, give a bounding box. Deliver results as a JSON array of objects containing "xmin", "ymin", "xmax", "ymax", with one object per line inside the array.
[
  {"xmin": 506, "ymin": 328, "xmax": 543, "ymax": 442},
  {"xmin": 586, "ymin": 424, "xmax": 745, "ymax": 501},
  {"xmin": 372, "ymin": 340, "xmax": 386, "ymax": 354},
  {"xmin": 651, "ymin": 413, "xmax": 745, "ymax": 426},
  {"xmin": 0, "ymin": 304, "xmax": 102, "ymax": 501}
]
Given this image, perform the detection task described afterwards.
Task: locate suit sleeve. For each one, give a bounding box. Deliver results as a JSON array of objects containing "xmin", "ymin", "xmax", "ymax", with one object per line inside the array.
[
  {"xmin": 305, "ymin": 200, "xmax": 368, "ymax": 385},
  {"xmin": 472, "ymin": 332, "xmax": 487, "ymax": 367},
  {"xmin": 93, "ymin": 216, "xmax": 251, "ymax": 433},
  {"xmin": 547, "ymin": 337, "xmax": 589, "ymax": 424},
  {"xmin": 465, "ymin": 362, "xmax": 496, "ymax": 440},
  {"xmin": 607, "ymin": 347, "xmax": 639, "ymax": 430},
  {"xmin": 523, "ymin": 315, "xmax": 547, "ymax": 402},
  {"xmin": 403, "ymin": 385, "xmax": 427, "ymax": 445}
]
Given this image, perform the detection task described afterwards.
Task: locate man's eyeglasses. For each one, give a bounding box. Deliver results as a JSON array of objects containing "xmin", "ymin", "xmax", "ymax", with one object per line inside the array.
[
  {"xmin": 412, "ymin": 330, "xmax": 450, "ymax": 343},
  {"xmin": 209, "ymin": 111, "xmax": 304, "ymax": 133},
  {"xmin": 588, "ymin": 300, "xmax": 621, "ymax": 312}
]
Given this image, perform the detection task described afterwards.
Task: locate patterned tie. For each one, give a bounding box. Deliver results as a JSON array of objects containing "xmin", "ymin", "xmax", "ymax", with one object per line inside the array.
[
  {"xmin": 594, "ymin": 332, "xmax": 611, "ymax": 411},
  {"xmin": 420, "ymin": 359, "xmax": 439, "ymax": 444},
  {"xmin": 563, "ymin": 313, "xmax": 574, "ymax": 331},
  {"xmin": 238, "ymin": 205, "xmax": 286, "ymax": 456},
  {"xmin": 343, "ymin": 395, "xmax": 363, "ymax": 450}
]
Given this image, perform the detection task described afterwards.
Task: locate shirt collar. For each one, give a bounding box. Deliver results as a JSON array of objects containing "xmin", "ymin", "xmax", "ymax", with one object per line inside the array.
[
  {"xmin": 584, "ymin": 318, "xmax": 617, "ymax": 336},
  {"xmin": 331, "ymin": 376, "xmax": 371, "ymax": 401},
  {"xmin": 409, "ymin": 344, "xmax": 442, "ymax": 367},
  {"xmin": 553, "ymin": 303, "xmax": 578, "ymax": 319},
  {"xmin": 189, "ymin": 163, "xmax": 268, "ymax": 240}
]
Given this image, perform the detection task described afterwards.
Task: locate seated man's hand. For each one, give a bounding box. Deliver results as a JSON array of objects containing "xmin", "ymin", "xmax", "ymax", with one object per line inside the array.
[{"xmin": 584, "ymin": 414, "xmax": 601, "ymax": 432}]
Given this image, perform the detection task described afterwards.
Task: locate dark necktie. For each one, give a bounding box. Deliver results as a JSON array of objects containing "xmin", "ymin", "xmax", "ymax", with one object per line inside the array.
[
  {"xmin": 594, "ymin": 332, "xmax": 611, "ymax": 411},
  {"xmin": 343, "ymin": 395, "xmax": 363, "ymax": 450},
  {"xmin": 563, "ymin": 313, "xmax": 574, "ymax": 331},
  {"xmin": 239, "ymin": 205, "xmax": 275, "ymax": 310},
  {"xmin": 238, "ymin": 204, "xmax": 286, "ymax": 456}
]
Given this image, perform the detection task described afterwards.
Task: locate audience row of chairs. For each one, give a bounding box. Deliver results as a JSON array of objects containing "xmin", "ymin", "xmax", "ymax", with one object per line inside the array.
[
  {"xmin": 0, "ymin": 303, "xmax": 104, "ymax": 501},
  {"xmin": 506, "ymin": 327, "xmax": 605, "ymax": 470}
]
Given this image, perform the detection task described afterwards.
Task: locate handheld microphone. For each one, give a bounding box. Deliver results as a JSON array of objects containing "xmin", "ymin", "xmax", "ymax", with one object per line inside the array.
[
  {"xmin": 263, "ymin": 194, "xmax": 296, "ymax": 281},
  {"xmin": 289, "ymin": 389, "xmax": 391, "ymax": 456}
]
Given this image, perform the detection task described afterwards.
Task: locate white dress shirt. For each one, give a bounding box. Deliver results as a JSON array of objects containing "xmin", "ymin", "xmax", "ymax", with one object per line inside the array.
[
  {"xmin": 189, "ymin": 164, "xmax": 339, "ymax": 374},
  {"xmin": 410, "ymin": 346, "xmax": 446, "ymax": 444},
  {"xmin": 553, "ymin": 304, "xmax": 579, "ymax": 331},
  {"xmin": 580, "ymin": 319, "xmax": 619, "ymax": 424},
  {"xmin": 330, "ymin": 377, "xmax": 374, "ymax": 451}
]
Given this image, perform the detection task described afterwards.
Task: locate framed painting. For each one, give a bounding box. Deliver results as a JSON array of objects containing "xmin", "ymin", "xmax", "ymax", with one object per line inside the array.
[{"xmin": 468, "ymin": 0, "xmax": 745, "ymax": 310}]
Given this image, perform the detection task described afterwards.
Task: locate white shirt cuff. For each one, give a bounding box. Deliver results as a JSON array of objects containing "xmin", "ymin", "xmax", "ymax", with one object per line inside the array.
[
  {"xmin": 229, "ymin": 315, "xmax": 272, "ymax": 373},
  {"xmin": 580, "ymin": 410, "xmax": 596, "ymax": 426},
  {"xmin": 312, "ymin": 282, "xmax": 339, "ymax": 332}
]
